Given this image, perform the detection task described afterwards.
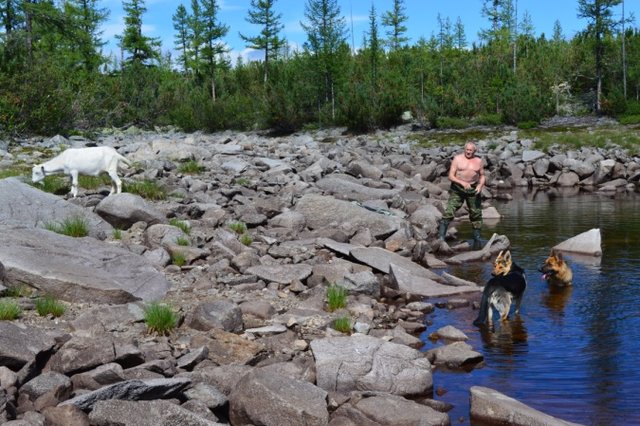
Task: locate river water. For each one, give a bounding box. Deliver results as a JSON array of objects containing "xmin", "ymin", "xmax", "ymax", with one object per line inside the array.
[{"xmin": 420, "ymin": 188, "xmax": 640, "ymax": 426}]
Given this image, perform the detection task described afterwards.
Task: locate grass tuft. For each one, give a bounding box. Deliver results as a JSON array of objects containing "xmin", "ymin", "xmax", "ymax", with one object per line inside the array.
[
  {"xmin": 45, "ymin": 216, "xmax": 89, "ymax": 237},
  {"xmin": 332, "ymin": 316, "xmax": 351, "ymax": 334},
  {"xmin": 177, "ymin": 160, "xmax": 205, "ymax": 174},
  {"xmin": 144, "ymin": 303, "xmax": 178, "ymax": 335},
  {"xmin": 112, "ymin": 228, "xmax": 122, "ymax": 240},
  {"xmin": 228, "ymin": 221, "xmax": 247, "ymax": 234},
  {"xmin": 169, "ymin": 218, "xmax": 191, "ymax": 235},
  {"xmin": 35, "ymin": 296, "xmax": 66, "ymax": 317},
  {"xmin": 171, "ymin": 252, "xmax": 187, "ymax": 267},
  {"xmin": 176, "ymin": 236, "xmax": 190, "ymax": 246},
  {"xmin": 326, "ymin": 284, "xmax": 348, "ymax": 312},
  {"xmin": 0, "ymin": 300, "xmax": 22, "ymax": 320},
  {"xmin": 234, "ymin": 177, "xmax": 251, "ymax": 186},
  {"xmin": 239, "ymin": 233, "xmax": 253, "ymax": 246},
  {"xmin": 123, "ymin": 180, "xmax": 166, "ymax": 200}
]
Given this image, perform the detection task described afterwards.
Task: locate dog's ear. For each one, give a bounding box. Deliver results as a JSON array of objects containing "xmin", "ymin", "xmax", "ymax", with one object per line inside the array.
[
  {"xmin": 555, "ymin": 251, "xmax": 564, "ymax": 261},
  {"xmin": 496, "ymin": 250, "xmax": 504, "ymax": 260},
  {"xmin": 504, "ymin": 250, "xmax": 512, "ymax": 262}
]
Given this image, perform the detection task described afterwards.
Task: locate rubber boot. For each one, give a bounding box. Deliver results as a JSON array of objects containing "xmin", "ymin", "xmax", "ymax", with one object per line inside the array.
[
  {"xmin": 436, "ymin": 220, "xmax": 453, "ymax": 255},
  {"xmin": 438, "ymin": 220, "xmax": 449, "ymax": 240},
  {"xmin": 472, "ymin": 228, "xmax": 482, "ymax": 250}
]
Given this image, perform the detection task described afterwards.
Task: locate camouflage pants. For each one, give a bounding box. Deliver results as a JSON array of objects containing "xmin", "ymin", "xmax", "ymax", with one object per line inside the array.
[{"xmin": 443, "ymin": 182, "xmax": 483, "ymax": 229}]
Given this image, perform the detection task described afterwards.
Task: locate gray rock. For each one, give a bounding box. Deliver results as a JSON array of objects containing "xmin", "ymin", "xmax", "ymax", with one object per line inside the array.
[
  {"xmin": 245, "ymin": 264, "xmax": 312, "ymax": 284},
  {"xmin": 553, "ymin": 228, "xmax": 602, "ymax": 256},
  {"xmin": 60, "ymin": 377, "xmax": 191, "ymax": 411},
  {"xmin": 88, "ymin": 399, "xmax": 222, "ymax": 425},
  {"xmin": 0, "ymin": 177, "xmax": 112, "ymax": 239},
  {"xmin": 185, "ymin": 300, "xmax": 243, "ymax": 333},
  {"xmin": 389, "ymin": 263, "xmax": 480, "ymax": 298},
  {"xmin": 0, "ymin": 323, "xmax": 57, "ymax": 370},
  {"xmin": 426, "ymin": 341, "xmax": 483, "ymax": 369},
  {"xmin": 229, "ymin": 367, "xmax": 328, "ymax": 426},
  {"xmin": 311, "ymin": 335, "xmax": 432, "ymax": 396},
  {"xmin": 470, "ymin": 386, "xmax": 583, "ymax": 426},
  {"xmin": 0, "ymin": 226, "xmax": 171, "ymax": 303},
  {"xmin": 95, "ymin": 193, "xmax": 165, "ymax": 229}
]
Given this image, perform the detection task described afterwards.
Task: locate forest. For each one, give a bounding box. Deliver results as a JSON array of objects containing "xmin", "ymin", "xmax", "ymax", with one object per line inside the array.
[{"xmin": 1, "ymin": 0, "xmax": 639, "ymax": 136}]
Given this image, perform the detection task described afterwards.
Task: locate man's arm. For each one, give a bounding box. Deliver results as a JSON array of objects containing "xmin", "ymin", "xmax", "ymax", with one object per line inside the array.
[{"xmin": 475, "ymin": 160, "xmax": 486, "ymax": 193}]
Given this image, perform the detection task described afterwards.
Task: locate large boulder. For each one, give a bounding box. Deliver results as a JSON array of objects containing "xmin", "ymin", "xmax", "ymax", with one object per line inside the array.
[
  {"xmin": 311, "ymin": 335, "xmax": 432, "ymax": 396},
  {"xmin": 94, "ymin": 193, "xmax": 165, "ymax": 229},
  {"xmin": 553, "ymin": 228, "xmax": 602, "ymax": 256},
  {"xmin": 0, "ymin": 177, "xmax": 112, "ymax": 239},
  {"xmin": 0, "ymin": 226, "xmax": 171, "ymax": 303}
]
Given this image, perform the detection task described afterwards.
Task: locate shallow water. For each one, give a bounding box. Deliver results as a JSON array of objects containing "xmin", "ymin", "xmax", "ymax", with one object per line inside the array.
[{"xmin": 420, "ymin": 188, "xmax": 640, "ymax": 426}]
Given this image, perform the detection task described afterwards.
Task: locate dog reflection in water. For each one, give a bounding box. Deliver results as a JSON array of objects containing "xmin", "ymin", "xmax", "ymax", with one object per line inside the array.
[
  {"xmin": 473, "ymin": 250, "xmax": 527, "ymax": 326},
  {"xmin": 479, "ymin": 316, "xmax": 528, "ymax": 356}
]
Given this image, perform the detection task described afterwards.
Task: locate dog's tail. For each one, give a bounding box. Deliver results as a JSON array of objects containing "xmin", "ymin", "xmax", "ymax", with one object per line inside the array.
[{"xmin": 473, "ymin": 286, "xmax": 491, "ymax": 326}]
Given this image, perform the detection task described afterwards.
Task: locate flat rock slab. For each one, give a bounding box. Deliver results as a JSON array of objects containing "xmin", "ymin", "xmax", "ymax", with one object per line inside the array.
[
  {"xmin": 0, "ymin": 322, "xmax": 57, "ymax": 370},
  {"xmin": 390, "ymin": 263, "xmax": 480, "ymax": 298},
  {"xmin": 316, "ymin": 175, "xmax": 402, "ymax": 202},
  {"xmin": 351, "ymin": 247, "xmax": 443, "ymax": 282},
  {"xmin": 553, "ymin": 228, "xmax": 602, "ymax": 256},
  {"xmin": 245, "ymin": 264, "xmax": 312, "ymax": 284},
  {"xmin": 60, "ymin": 377, "xmax": 192, "ymax": 412},
  {"xmin": 295, "ymin": 194, "xmax": 403, "ymax": 239},
  {"xmin": 470, "ymin": 386, "xmax": 584, "ymax": 426},
  {"xmin": 0, "ymin": 177, "xmax": 112, "ymax": 239},
  {"xmin": 0, "ymin": 226, "xmax": 171, "ymax": 303}
]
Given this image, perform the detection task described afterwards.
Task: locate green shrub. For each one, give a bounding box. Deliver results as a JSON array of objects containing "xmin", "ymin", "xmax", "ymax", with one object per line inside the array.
[
  {"xmin": 143, "ymin": 303, "xmax": 178, "ymax": 335},
  {"xmin": 228, "ymin": 221, "xmax": 247, "ymax": 234},
  {"xmin": 326, "ymin": 284, "xmax": 348, "ymax": 312},
  {"xmin": 332, "ymin": 316, "xmax": 351, "ymax": 334},
  {"xmin": 618, "ymin": 115, "xmax": 640, "ymax": 125},
  {"xmin": 177, "ymin": 160, "xmax": 204, "ymax": 174},
  {"xmin": 435, "ymin": 116, "xmax": 468, "ymax": 129},
  {"xmin": 517, "ymin": 121, "xmax": 538, "ymax": 130},
  {"xmin": 169, "ymin": 218, "xmax": 191, "ymax": 235},
  {"xmin": 473, "ymin": 113, "xmax": 503, "ymax": 126},
  {"xmin": 0, "ymin": 300, "xmax": 22, "ymax": 320},
  {"xmin": 123, "ymin": 180, "xmax": 166, "ymax": 200},
  {"xmin": 239, "ymin": 233, "xmax": 253, "ymax": 246},
  {"xmin": 35, "ymin": 296, "xmax": 66, "ymax": 317},
  {"xmin": 45, "ymin": 216, "xmax": 89, "ymax": 237}
]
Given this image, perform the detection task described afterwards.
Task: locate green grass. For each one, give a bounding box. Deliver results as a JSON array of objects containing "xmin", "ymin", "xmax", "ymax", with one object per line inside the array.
[
  {"xmin": 35, "ymin": 296, "xmax": 66, "ymax": 317},
  {"xmin": 4, "ymin": 285, "xmax": 32, "ymax": 298},
  {"xmin": 326, "ymin": 284, "xmax": 348, "ymax": 312},
  {"xmin": 0, "ymin": 165, "xmax": 30, "ymax": 179},
  {"xmin": 78, "ymin": 174, "xmax": 111, "ymax": 190},
  {"xmin": 143, "ymin": 303, "xmax": 178, "ymax": 335},
  {"xmin": 524, "ymin": 127, "xmax": 640, "ymax": 155},
  {"xmin": 113, "ymin": 228, "xmax": 122, "ymax": 240},
  {"xmin": 169, "ymin": 218, "xmax": 191, "ymax": 235},
  {"xmin": 123, "ymin": 180, "xmax": 166, "ymax": 200},
  {"xmin": 234, "ymin": 177, "xmax": 251, "ymax": 186},
  {"xmin": 176, "ymin": 236, "xmax": 190, "ymax": 246},
  {"xmin": 618, "ymin": 114, "xmax": 640, "ymax": 125},
  {"xmin": 0, "ymin": 300, "xmax": 22, "ymax": 320},
  {"xmin": 37, "ymin": 175, "xmax": 69, "ymax": 195},
  {"xmin": 45, "ymin": 216, "xmax": 89, "ymax": 237},
  {"xmin": 332, "ymin": 316, "xmax": 351, "ymax": 334},
  {"xmin": 228, "ymin": 221, "xmax": 247, "ymax": 234},
  {"xmin": 177, "ymin": 159, "xmax": 205, "ymax": 174},
  {"xmin": 239, "ymin": 233, "xmax": 253, "ymax": 246},
  {"xmin": 171, "ymin": 252, "xmax": 187, "ymax": 267}
]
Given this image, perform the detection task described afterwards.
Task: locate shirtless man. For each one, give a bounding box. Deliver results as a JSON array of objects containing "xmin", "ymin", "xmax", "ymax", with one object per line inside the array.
[{"xmin": 438, "ymin": 142, "xmax": 486, "ymax": 249}]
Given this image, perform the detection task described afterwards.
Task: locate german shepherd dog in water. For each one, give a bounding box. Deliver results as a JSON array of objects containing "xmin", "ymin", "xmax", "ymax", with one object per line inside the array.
[
  {"xmin": 539, "ymin": 250, "xmax": 573, "ymax": 287},
  {"xmin": 473, "ymin": 250, "xmax": 527, "ymax": 326}
]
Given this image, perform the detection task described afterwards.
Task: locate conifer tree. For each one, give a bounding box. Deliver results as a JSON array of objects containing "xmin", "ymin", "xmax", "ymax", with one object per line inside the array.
[
  {"xmin": 381, "ymin": 0, "xmax": 408, "ymax": 51},
  {"xmin": 198, "ymin": 0, "xmax": 229, "ymax": 101},
  {"xmin": 173, "ymin": 4, "xmax": 190, "ymax": 72},
  {"xmin": 117, "ymin": 0, "xmax": 160, "ymax": 67},
  {"xmin": 239, "ymin": 0, "xmax": 284, "ymax": 83}
]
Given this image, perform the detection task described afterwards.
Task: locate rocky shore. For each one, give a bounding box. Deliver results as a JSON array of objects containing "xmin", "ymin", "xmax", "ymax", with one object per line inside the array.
[{"xmin": 0, "ymin": 123, "xmax": 636, "ymax": 425}]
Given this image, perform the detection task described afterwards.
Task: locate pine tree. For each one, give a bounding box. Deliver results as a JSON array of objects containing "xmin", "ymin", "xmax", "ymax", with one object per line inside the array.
[
  {"xmin": 367, "ymin": 3, "xmax": 380, "ymax": 86},
  {"xmin": 381, "ymin": 0, "xmax": 409, "ymax": 51},
  {"xmin": 117, "ymin": 0, "xmax": 161, "ymax": 67},
  {"xmin": 64, "ymin": 0, "xmax": 109, "ymax": 72},
  {"xmin": 173, "ymin": 4, "xmax": 190, "ymax": 72},
  {"xmin": 198, "ymin": 0, "xmax": 229, "ymax": 100},
  {"xmin": 239, "ymin": 0, "xmax": 284, "ymax": 83},
  {"xmin": 577, "ymin": 0, "xmax": 622, "ymax": 113}
]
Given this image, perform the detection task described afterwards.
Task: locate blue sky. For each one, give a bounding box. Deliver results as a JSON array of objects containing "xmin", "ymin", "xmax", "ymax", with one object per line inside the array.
[{"xmin": 98, "ymin": 0, "xmax": 638, "ymax": 64}]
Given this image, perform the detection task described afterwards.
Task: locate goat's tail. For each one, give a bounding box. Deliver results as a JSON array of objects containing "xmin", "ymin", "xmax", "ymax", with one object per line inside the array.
[{"xmin": 116, "ymin": 152, "xmax": 132, "ymax": 167}]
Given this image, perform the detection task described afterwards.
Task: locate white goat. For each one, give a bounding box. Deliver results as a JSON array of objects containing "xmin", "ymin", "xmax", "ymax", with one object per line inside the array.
[{"xmin": 32, "ymin": 146, "xmax": 131, "ymax": 198}]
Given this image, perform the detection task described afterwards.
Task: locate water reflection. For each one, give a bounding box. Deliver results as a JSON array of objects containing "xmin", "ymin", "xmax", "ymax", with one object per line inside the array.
[
  {"xmin": 541, "ymin": 285, "xmax": 573, "ymax": 317},
  {"xmin": 478, "ymin": 316, "xmax": 528, "ymax": 357}
]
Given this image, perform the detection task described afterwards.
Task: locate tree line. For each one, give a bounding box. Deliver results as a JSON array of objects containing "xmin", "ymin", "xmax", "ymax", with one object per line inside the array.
[{"xmin": 1, "ymin": 0, "xmax": 638, "ymax": 137}]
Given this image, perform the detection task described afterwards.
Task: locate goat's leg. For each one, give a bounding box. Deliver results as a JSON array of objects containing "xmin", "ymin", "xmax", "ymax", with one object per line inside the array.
[
  {"xmin": 107, "ymin": 170, "xmax": 122, "ymax": 195},
  {"xmin": 70, "ymin": 170, "xmax": 79, "ymax": 198}
]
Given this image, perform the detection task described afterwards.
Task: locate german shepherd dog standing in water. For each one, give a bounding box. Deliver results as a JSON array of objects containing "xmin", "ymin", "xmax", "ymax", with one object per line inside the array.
[
  {"xmin": 539, "ymin": 250, "xmax": 573, "ymax": 287},
  {"xmin": 473, "ymin": 250, "xmax": 527, "ymax": 326}
]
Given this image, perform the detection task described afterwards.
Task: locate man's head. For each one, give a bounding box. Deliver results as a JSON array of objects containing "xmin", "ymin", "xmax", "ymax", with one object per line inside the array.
[{"xmin": 464, "ymin": 142, "xmax": 477, "ymax": 159}]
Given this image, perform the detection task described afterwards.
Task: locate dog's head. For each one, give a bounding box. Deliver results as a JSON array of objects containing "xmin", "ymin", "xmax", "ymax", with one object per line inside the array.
[
  {"xmin": 492, "ymin": 250, "xmax": 513, "ymax": 276},
  {"xmin": 539, "ymin": 250, "xmax": 571, "ymax": 282}
]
